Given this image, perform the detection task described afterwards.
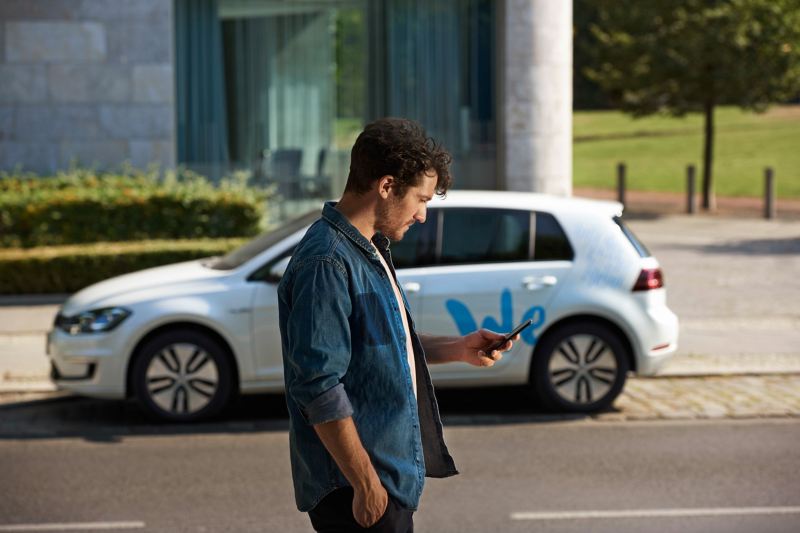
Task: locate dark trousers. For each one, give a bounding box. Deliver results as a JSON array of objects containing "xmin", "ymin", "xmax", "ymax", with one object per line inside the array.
[{"xmin": 308, "ymin": 487, "xmax": 414, "ymax": 533}]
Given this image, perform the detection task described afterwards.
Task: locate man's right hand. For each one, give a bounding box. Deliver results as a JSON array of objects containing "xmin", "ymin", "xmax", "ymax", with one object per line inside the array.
[
  {"xmin": 352, "ymin": 482, "xmax": 388, "ymax": 528},
  {"xmin": 312, "ymin": 417, "xmax": 388, "ymax": 527}
]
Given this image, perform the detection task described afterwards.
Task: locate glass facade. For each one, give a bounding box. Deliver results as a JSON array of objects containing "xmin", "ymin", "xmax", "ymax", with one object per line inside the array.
[{"xmin": 175, "ymin": 0, "xmax": 496, "ymax": 220}]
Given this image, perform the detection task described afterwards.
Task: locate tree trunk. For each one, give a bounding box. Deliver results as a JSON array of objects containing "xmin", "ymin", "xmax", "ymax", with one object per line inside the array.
[{"xmin": 701, "ymin": 99, "xmax": 716, "ymax": 211}]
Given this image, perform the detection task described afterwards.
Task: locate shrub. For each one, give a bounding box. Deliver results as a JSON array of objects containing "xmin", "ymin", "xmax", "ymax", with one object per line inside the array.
[
  {"xmin": 0, "ymin": 166, "xmax": 271, "ymax": 247},
  {"xmin": 0, "ymin": 239, "xmax": 248, "ymax": 294}
]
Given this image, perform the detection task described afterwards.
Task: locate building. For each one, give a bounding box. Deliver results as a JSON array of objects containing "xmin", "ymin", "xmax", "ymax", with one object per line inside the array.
[{"xmin": 0, "ymin": 0, "xmax": 572, "ymax": 218}]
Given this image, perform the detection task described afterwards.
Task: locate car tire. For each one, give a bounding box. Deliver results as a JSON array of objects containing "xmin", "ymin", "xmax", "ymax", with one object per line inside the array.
[
  {"xmin": 531, "ymin": 322, "xmax": 629, "ymax": 412},
  {"xmin": 132, "ymin": 329, "xmax": 234, "ymax": 422}
]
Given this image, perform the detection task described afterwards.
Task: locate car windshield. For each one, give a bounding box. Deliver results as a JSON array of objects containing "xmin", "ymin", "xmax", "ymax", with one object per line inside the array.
[{"xmin": 205, "ymin": 209, "xmax": 320, "ymax": 270}]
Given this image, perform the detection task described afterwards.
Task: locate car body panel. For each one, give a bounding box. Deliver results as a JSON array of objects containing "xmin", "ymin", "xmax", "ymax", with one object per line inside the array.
[{"xmin": 402, "ymin": 260, "xmax": 569, "ymax": 382}]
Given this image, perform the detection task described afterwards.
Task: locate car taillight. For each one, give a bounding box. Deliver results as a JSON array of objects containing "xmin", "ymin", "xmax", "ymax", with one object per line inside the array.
[{"xmin": 633, "ymin": 268, "xmax": 664, "ymax": 291}]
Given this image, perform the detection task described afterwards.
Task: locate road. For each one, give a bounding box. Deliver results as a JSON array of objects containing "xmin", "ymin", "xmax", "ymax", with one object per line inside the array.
[{"xmin": 1, "ymin": 395, "xmax": 798, "ymax": 533}]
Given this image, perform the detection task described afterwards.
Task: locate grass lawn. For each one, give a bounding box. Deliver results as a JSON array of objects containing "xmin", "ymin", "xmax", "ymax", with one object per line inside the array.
[{"xmin": 573, "ymin": 105, "xmax": 800, "ymax": 198}]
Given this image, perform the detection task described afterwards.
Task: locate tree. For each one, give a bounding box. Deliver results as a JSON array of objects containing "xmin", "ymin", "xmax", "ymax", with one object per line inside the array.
[{"xmin": 583, "ymin": 0, "xmax": 800, "ymax": 209}]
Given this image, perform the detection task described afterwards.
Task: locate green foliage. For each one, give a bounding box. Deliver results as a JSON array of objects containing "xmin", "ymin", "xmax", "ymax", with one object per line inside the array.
[
  {"xmin": 0, "ymin": 167, "xmax": 271, "ymax": 248},
  {"xmin": 0, "ymin": 239, "xmax": 247, "ymax": 294},
  {"xmin": 574, "ymin": 0, "xmax": 612, "ymax": 110},
  {"xmin": 584, "ymin": 0, "xmax": 800, "ymax": 115},
  {"xmin": 335, "ymin": 8, "xmax": 367, "ymax": 120},
  {"xmin": 584, "ymin": 0, "xmax": 800, "ymax": 207}
]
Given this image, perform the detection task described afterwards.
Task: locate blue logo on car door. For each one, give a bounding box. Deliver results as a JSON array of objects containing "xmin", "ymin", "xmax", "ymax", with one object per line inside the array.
[{"xmin": 445, "ymin": 289, "xmax": 545, "ymax": 346}]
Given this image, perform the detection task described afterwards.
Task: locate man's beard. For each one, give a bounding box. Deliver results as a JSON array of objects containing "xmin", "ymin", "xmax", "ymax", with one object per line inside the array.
[{"xmin": 375, "ymin": 199, "xmax": 406, "ymax": 242}]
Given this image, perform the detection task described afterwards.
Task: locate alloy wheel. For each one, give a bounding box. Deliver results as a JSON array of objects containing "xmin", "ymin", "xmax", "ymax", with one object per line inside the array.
[
  {"xmin": 145, "ymin": 342, "xmax": 219, "ymax": 415},
  {"xmin": 547, "ymin": 334, "xmax": 619, "ymax": 405}
]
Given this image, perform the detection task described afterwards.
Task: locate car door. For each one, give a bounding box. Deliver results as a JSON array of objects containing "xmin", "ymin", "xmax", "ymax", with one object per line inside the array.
[
  {"xmin": 248, "ymin": 238, "xmax": 301, "ymax": 387},
  {"xmin": 406, "ymin": 207, "xmax": 573, "ymax": 382}
]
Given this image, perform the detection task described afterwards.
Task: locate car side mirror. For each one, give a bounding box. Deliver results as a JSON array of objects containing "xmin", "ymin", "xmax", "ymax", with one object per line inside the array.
[{"xmin": 267, "ymin": 255, "xmax": 292, "ymax": 281}]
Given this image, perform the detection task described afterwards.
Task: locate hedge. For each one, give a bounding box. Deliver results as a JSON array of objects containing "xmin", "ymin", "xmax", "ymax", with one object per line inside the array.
[
  {"xmin": 0, "ymin": 168, "xmax": 270, "ymax": 247},
  {"xmin": 0, "ymin": 239, "xmax": 248, "ymax": 294}
]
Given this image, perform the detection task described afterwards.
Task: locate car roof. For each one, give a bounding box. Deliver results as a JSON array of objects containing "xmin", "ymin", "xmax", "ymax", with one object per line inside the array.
[{"xmin": 428, "ymin": 190, "xmax": 623, "ymax": 217}]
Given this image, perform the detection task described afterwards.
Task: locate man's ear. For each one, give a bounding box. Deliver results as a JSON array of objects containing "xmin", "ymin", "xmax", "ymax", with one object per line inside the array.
[{"xmin": 377, "ymin": 175, "xmax": 395, "ymax": 199}]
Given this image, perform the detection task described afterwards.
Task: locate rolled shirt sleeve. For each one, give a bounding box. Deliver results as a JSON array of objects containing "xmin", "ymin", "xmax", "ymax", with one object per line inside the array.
[
  {"xmin": 303, "ymin": 382, "xmax": 353, "ymax": 425},
  {"xmin": 283, "ymin": 257, "xmax": 354, "ymax": 425}
]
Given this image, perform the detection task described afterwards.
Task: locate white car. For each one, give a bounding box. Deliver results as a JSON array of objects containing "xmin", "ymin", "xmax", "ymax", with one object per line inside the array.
[{"xmin": 47, "ymin": 191, "xmax": 678, "ymax": 421}]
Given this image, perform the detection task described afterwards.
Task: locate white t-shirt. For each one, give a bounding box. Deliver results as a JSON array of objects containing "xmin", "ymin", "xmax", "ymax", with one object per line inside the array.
[{"xmin": 372, "ymin": 243, "xmax": 417, "ymax": 397}]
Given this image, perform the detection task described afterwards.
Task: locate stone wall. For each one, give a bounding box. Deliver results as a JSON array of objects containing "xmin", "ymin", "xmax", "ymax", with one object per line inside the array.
[
  {"xmin": 501, "ymin": 0, "xmax": 572, "ymax": 196},
  {"xmin": 0, "ymin": 0, "xmax": 175, "ymax": 174}
]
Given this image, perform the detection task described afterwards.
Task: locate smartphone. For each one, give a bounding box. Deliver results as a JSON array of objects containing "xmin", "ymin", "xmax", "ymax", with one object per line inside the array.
[{"xmin": 486, "ymin": 319, "xmax": 533, "ymax": 353}]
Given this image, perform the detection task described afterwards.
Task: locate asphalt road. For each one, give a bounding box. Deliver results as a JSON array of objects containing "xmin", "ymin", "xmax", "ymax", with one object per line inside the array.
[{"xmin": 1, "ymin": 407, "xmax": 798, "ymax": 533}]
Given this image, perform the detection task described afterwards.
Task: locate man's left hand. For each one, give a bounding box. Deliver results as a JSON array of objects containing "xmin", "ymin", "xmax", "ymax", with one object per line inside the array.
[{"xmin": 460, "ymin": 329, "xmax": 519, "ymax": 367}]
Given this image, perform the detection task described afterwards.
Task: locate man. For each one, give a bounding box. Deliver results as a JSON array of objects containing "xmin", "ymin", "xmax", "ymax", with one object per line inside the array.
[{"xmin": 278, "ymin": 118, "xmax": 517, "ymax": 532}]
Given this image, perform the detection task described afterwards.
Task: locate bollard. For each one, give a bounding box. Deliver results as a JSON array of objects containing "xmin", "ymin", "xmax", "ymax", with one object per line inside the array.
[
  {"xmin": 764, "ymin": 167, "xmax": 775, "ymax": 219},
  {"xmin": 617, "ymin": 162, "xmax": 626, "ymax": 207},
  {"xmin": 686, "ymin": 165, "xmax": 696, "ymax": 214}
]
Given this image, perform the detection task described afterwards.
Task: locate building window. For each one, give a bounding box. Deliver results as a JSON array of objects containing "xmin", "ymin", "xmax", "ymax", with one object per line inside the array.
[{"xmin": 175, "ymin": 0, "xmax": 496, "ymax": 221}]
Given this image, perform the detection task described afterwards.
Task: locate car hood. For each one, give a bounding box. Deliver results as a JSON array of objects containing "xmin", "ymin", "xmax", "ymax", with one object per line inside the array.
[{"xmin": 60, "ymin": 259, "xmax": 230, "ymax": 316}]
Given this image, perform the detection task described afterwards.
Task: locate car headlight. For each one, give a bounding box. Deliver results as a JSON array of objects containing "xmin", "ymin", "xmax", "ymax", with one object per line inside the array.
[{"xmin": 56, "ymin": 307, "xmax": 132, "ymax": 335}]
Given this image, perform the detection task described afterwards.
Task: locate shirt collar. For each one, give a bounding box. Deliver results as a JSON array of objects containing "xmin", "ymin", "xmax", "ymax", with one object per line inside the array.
[{"xmin": 322, "ymin": 201, "xmax": 389, "ymax": 256}]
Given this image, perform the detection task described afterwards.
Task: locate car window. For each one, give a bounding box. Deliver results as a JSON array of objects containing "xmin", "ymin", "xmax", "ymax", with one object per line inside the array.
[
  {"xmin": 247, "ymin": 245, "xmax": 296, "ymax": 282},
  {"xmin": 534, "ymin": 212, "xmax": 574, "ymax": 261},
  {"xmin": 440, "ymin": 208, "xmax": 530, "ymax": 265},
  {"xmin": 390, "ymin": 209, "xmax": 438, "ymax": 269},
  {"xmin": 206, "ymin": 210, "xmax": 319, "ymax": 270},
  {"xmin": 614, "ymin": 216, "xmax": 651, "ymax": 257}
]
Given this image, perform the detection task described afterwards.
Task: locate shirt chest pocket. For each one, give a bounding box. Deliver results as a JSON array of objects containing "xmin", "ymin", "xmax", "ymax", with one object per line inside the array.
[{"xmin": 352, "ymin": 291, "xmax": 393, "ymax": 346}]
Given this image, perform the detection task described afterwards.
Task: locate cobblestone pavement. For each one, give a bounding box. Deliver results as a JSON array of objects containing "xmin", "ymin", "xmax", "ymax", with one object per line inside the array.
[
  {"xmin": 0, "ymin": 375, "xmax": 797, "ymax": 436},
  {"xmin": 600, "ymin": 374, "xmax": 800, "ymax": 422}
]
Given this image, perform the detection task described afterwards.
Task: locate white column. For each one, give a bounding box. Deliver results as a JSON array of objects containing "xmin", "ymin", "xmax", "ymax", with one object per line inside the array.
[{"xmin": 501, "ymin": 0, "xmax": 572, "ymax": 195}]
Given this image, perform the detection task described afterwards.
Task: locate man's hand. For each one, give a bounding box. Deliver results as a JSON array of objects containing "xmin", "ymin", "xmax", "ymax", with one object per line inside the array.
[
  {"xmin": 313, "ymin": 417, "xmax": 387, "ymax": 527},
  {"xmin": 352, "ymin": 480, "xmax": 388, "ymax": 528},
  {"xmin": 461, "ymin": 328, "xmax": 519, "ymax": 367},
  {"xmin": 419, "ymin": 329, "xmax": 520, "ymax": 365}
]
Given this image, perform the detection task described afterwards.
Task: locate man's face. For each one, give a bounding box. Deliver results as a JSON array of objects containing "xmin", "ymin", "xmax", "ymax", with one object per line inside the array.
[{"xmin": 376, "ymin": 170, "xmax": 437, "ymax": 242}]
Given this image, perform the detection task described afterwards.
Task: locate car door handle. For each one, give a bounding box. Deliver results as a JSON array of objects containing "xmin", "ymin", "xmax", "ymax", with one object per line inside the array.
[
  {"xmin": 402, "ymin": 282, "xmax": 421, "ymax": 293},
  {"xmin": 522, "ymin": 275, "xmax": 557, "ymax": 290}
]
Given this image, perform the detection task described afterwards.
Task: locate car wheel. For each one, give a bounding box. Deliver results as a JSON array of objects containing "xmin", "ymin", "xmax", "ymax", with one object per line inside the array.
[
  {"xmin": 132, "ymin": 329, "xmax": 233, "ymax": 422},
  {"xmin": 532, "ymin": 322, "xmax": 629, "ymax": 412}
]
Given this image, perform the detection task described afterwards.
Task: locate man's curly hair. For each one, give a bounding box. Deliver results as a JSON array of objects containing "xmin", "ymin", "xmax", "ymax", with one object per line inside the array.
[{"xmin": 344, "ymin": 117, "xmax": 453, "ymax": 198}]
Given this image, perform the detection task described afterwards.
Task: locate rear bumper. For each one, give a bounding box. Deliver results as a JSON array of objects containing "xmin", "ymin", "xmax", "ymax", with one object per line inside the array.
[
  {"xmin": 634, "ymin": 306, "xmax": 679, "ymax": 376},
  {"xmin": 636, "ymin": 344, "xmax": 677, "ymax": 375}
]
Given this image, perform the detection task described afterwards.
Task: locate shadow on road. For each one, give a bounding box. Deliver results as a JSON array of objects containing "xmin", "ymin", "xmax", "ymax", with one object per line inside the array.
[
  {"xmin": 0, "ymin": 386, "xmax": 600, "ymax": 442},
  {"xmin": 651, "ymin": 236, "xmax": 800, "ymax": 255},
  {"xmin": 700, "ymin": 237, "xmax": 800, "ymax": 255}
]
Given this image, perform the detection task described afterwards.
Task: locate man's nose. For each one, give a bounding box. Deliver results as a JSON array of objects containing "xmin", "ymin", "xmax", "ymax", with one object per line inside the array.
[{"xmin": 415, "ymin": 207, "xmax": 426, "ymax": 224}]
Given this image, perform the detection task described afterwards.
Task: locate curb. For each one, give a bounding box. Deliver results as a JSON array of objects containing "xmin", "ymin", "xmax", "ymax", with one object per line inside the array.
[
  {"xmin": 0, "ymin": 381, "xmax": 58, "ymax": 394},
  {"xmin": 4, "ymin": 371, "xmax": 800, "ymax": 396},
  {"xmin": 649, "ymin": 370, "xmax": 800, "ymax": 379}
]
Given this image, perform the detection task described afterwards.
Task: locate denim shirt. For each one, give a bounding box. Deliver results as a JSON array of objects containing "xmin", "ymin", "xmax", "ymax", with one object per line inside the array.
[{"xmin": 278, "ymin": 201, "xmax": 458, "ymax": 513}]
